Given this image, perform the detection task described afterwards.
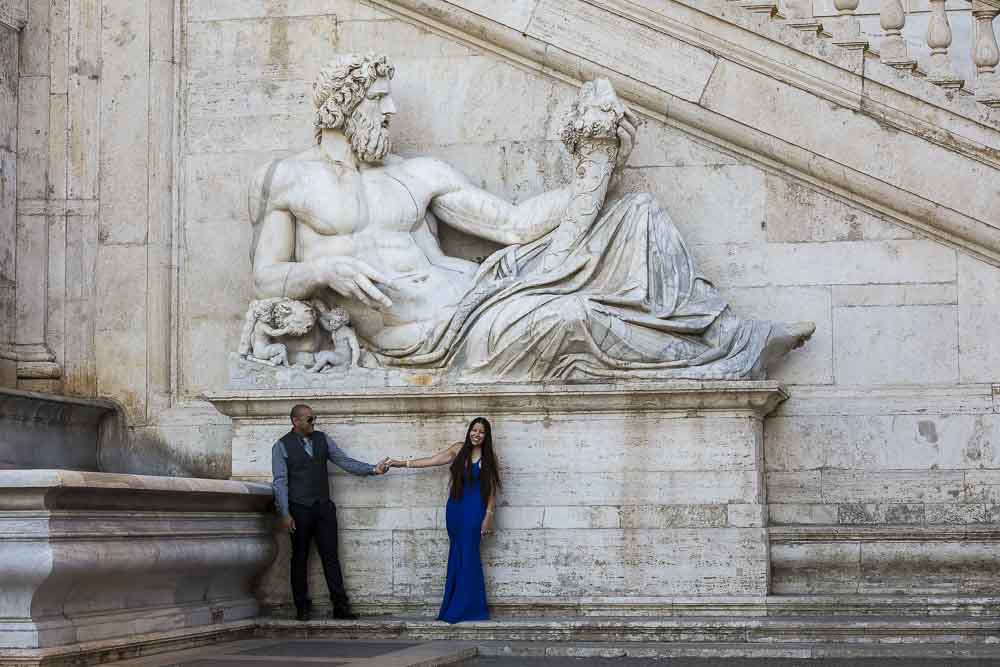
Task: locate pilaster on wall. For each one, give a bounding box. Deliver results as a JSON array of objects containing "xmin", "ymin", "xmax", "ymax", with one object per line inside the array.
[
  {"xmin": 8, "ymin": 0, "xmax": 178, "ymax": 430},
  {"xmin": 0, "ymin": 0, "xmax": 25, "ymax": 387}
]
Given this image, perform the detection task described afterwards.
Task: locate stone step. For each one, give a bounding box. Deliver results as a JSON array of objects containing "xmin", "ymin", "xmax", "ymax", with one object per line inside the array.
[
  {"xmin": 476, "ymin": 640, "xmax": 1000, "ymax": 660},
  {"xmin": 258, "ymin": 615, "xmax": 1000, "ymax": 646}
]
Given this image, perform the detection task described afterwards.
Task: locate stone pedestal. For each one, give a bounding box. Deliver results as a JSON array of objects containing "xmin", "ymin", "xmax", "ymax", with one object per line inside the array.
[
  {"xmin": 0, "ymin": 470, "xmax": 276, "ymax": 652},
  {"xmin": 207, "ymin": 380, "xmax": 787, "ymax": 615}
]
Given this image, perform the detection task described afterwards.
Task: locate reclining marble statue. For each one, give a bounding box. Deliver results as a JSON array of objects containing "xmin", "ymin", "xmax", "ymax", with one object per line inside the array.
[{"xmin": 244, "ymin": 53, "xmax": 814, "ymax": 382}]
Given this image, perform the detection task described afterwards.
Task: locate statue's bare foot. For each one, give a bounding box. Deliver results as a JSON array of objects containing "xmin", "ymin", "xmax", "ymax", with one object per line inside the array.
[{"xmin": 758, "ymin": 321, "xmax": 815, "ymax": 375}]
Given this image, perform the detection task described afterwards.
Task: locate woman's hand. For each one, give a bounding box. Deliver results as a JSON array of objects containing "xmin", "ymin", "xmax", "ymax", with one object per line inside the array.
[
  {"xmin": 387, "ymin": 458, "xmax": 406, "ymax": 468},
  {"xmin": 481, "ymin": 513, "xmax": 495, "ymax": 537}
]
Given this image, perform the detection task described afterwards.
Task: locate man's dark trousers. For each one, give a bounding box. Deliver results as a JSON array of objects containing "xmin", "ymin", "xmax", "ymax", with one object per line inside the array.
[{"xmin": 289, "ymin": 499, "xmax": 349, "ymax": 612}]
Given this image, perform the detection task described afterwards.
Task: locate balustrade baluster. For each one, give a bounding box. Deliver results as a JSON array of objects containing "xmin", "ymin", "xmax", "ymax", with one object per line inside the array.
[
  {"xmin": 880, "ymin": 0, "xmax": 918, "ymax": 69},
  {"xmin": 925, "ymin": 0, "xmax": 964, "ymax": 88},
  {"xmin": 833, "ymin": 0, "xmax": 870, "ymax": 49},
  {"xmin": 973, "ymin": 0, "xmax": 1000, "ymax": 106}
]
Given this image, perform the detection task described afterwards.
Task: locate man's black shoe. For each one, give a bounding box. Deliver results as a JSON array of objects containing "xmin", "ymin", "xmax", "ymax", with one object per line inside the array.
[
  {"xmin": 295, "ymin": 608, "xmax": 311, "ymax": 621},
  {"xmin": 330, "ymin": 607, "xmax": 359, "ymax": 620}
]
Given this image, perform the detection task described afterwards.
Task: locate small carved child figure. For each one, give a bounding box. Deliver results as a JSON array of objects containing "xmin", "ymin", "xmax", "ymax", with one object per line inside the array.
[
  {"xmin": 238, "ymin": 298, "xmax": 316, "ymax": 367},
  {"xmin": 309, "ymin": 300, "xmax": 362, "ymax": 372}
]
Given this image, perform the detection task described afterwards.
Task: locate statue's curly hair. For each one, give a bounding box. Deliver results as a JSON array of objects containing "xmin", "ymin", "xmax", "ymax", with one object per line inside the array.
[{"xmin": 313, "ymin": 53, "xmax": 395, "ymax": 142}]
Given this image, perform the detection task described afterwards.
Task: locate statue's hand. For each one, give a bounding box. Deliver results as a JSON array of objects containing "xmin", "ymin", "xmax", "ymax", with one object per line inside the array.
[
  {"xmin": 319, "ymin": 257, "xmax": 395, "ymax": 311},
  {"xmin": 615, "ymin": 109, "xmax": 640, "ymax": 169}
]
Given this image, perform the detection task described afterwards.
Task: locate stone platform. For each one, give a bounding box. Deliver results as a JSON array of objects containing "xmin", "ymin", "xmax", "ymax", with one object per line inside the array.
[
  {"xmin": 207, "ymin": 380, "xmax": 786, "ymax": 614},
  {"xmin": 0, "ymin": 470, "xmax": 276, "ymax": 656}
]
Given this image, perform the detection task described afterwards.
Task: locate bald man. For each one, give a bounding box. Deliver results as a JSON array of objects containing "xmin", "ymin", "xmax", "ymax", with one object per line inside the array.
[{"xmin": 271, "ymin": 403, "xmax": 389, "ymax": 621}]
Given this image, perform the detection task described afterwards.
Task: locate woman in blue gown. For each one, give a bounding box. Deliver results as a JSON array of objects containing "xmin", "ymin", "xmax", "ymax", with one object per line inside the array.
[{"xmin": 389, "ymin": 418, "xmax": 501, "ymax": 623}]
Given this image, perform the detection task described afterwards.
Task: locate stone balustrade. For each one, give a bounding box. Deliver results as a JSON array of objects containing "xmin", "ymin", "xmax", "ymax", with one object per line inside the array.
[{"xmin": 775, "ymin": 0, "xmax": 1000, "ymax": 105}]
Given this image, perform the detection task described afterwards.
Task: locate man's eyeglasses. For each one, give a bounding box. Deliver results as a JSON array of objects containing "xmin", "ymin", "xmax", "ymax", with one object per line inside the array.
[{"xmin": 305, "ymin": 416, "xmax": 315, "ymax": 423}]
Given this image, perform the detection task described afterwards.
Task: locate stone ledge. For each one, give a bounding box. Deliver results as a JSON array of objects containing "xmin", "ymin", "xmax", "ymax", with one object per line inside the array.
[
  {"xmin": 0, "ymin": 620, "xmax": 257, "ymax": 667},
  {"xmin": 0, "ymin": 470, "xmax": 274, "ymax": 512},
  {"xmin": 206, "ymin": 380, "xmax": 788, "ymax": 419},
  {"xmin": 770, "ymin": 524, "xmax": 1000, "ymax": 542},
  {"xmin": 257, "ymin": 614, "xmax": 1000, "ymax": 644}
]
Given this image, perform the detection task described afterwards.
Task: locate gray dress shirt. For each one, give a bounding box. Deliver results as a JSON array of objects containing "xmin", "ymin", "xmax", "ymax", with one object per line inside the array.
[{"xmin": 271, "ymin": 432, "xmax": 375, "ymax": 517}]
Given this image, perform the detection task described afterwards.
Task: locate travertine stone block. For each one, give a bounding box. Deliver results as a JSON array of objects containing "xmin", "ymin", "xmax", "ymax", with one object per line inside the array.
[
  {"xmin": 188, "ymin": 0, "xmax": 386, "ymax": 22},
  {"xmin": 614, "ymin": 165, "xmax": 767, "ymax": 245},
  {"xmin": 15, "ymin": 75, "xmax": 48, "ymax": 199},
  {"xmin": 768, "ymin": 503, "xmax": 839, "ymax": 525},
  {"xmin": 765, "ymin": 176, "xmax": 912, "ymax": 243},
  {"xmin": 822, "ymin": 470, "xmax": 965, "ymax": 504},
  {"xmin": 833, "ymin": 305, "xmax": 959, "ymax": 384},
  {"xmin": 832, "ymin": 283, "xmax": 958, "ymax": 306},
  {"xmin": 768, "ymin": 240, "xmax": 957, "ymax": 286},
  {"xmin": 99, "ymin": 0, "xmax": 150, "ymax": 246},
  {"xmin": 448, "ymin": 0, "xmax": 540, "ymax": 31},
  {"xmin": 958, "ymin": 255, "xmax": 1000, "ymax": 382},
  {"xmin": 771, "ymin": 542, "xmax": 862, "ymax": 594}
]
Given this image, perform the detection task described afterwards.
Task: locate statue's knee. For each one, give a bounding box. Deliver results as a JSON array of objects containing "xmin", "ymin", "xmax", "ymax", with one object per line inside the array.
[{"xmin": 557, "ymin": 296, "xmax": 590, "ymax": 328}]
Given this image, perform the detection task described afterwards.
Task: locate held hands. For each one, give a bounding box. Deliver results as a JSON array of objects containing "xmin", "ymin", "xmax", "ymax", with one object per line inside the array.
[
  {"xmin": 282, "ymin": 515, "xmax": 297, "ymax": 533},
  {"xmin": 372, "ymin": 458, "xmax": 391, "ymax": 475}
]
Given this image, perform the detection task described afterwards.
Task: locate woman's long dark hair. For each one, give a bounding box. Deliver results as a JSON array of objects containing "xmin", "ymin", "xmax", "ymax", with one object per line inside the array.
[{"xmin": 449, "ymin": 417, "xmax": 502, "ymax": 506}]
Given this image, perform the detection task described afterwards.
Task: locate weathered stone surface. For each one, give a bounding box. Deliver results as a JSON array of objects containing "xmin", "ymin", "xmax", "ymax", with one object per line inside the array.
[
  {"xmin": 765, "ymin": 176, "xmax": 912, "ymax": 244},
  {"xmin": 0, "ymin": 470, "xmax": 274, "ymax": 649},
  {"xmin": 0, "ymin": 388, "xmax": 114, "ymax": 470},
  {"xmin": 832, "ymin": 305, "xmax": 959, "ymax": 385}
]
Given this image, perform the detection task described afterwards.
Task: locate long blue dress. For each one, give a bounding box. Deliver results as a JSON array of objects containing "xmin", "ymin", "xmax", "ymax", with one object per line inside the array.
[{"xmin": 438, "ymin": 460, "xmax": 489, "ymax": 623}]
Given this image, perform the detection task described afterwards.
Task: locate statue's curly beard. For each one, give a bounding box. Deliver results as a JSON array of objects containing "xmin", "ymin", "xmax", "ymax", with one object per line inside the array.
[{"xmin": 345, "ymin": 105, "xmax": 392, "ymax": 163}]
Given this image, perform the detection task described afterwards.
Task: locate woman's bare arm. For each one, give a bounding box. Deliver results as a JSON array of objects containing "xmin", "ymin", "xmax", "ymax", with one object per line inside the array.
[{"xmin": 391, "ymin": 442, "xmax": 462, "ymax": 469}]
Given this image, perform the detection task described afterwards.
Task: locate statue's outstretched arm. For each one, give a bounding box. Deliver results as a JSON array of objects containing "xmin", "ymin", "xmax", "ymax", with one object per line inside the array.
[{"xmin": 419, "ymin": 158, "xmax": 572, "ymax": 246}]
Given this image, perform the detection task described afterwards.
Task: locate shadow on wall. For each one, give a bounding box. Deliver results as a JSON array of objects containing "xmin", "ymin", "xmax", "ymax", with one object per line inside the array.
[{"xmin": 98, "ymin": 411, "xmax": 233, "ymax": 479}]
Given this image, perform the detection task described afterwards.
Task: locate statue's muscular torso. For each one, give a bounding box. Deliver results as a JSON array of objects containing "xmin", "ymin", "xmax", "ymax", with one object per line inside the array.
[{"xmin": 251, "ymin": 149, "xmax": 477, "ymax": 350}]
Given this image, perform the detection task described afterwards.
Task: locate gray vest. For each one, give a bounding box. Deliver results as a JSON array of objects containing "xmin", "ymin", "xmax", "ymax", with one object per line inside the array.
[{"xmin": 281, "ymin": 430, "xmax": 331, "ymax": 507}]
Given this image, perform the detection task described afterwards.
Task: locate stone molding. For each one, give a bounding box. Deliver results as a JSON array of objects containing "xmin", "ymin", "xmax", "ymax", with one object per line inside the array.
[
  {"xmin": 770, "ymin": 524, "xmax": 1000, "ymax": 542},
  {"xmin": 206, "ymin": 380, "xmax": 789, "ymax": 420},
  {"xmin": 367, "ymin": 0, "xmax": 1000, "ymax": 267},
  {"xmin": 0, "ymin": 469, "xmax": 274, "ymax": 512}
]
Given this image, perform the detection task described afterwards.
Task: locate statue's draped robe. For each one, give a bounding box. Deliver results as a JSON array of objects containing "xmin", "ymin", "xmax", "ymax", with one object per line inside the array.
[{"xmin": 374, "ymin": 193, "xmax": 772, "ymax": 381}]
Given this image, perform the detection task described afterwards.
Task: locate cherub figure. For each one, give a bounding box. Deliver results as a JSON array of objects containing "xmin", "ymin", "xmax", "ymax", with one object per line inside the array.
[
  {"xmin": 238, "ymin": 298, "xmax": 316, "ymax": 367},
  {"xmin": 309, "ymin": 300, "xmax": 362, "ymax": 372}
]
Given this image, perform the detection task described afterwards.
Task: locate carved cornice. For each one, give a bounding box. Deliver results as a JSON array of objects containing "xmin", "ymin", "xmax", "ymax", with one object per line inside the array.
[
  {"xmin": 770, "ymin": 524, "xmax": 1000, "ymax": 543},
  {"xmin": 206, "ymin": 380, "xmax": 789, "ymax": 420},
  {"xmin": 0, "ymin": 470, "xmax": 274, "ymax": 512},
  {"xmin": 364, "ymin": 0, "xmax": 1000, "ymax": 267}
]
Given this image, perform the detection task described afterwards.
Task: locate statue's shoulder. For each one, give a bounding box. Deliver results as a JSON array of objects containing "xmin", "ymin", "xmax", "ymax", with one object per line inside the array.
[{"xmin": 390, "ymin": 155, "xmax": 469, "ymax": 189}]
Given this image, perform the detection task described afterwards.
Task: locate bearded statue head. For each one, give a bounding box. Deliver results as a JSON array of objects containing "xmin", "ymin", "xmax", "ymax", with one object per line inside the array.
[{"xmin": 313, "ymin": 53, "xmax": 396, "ymax": 162}]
